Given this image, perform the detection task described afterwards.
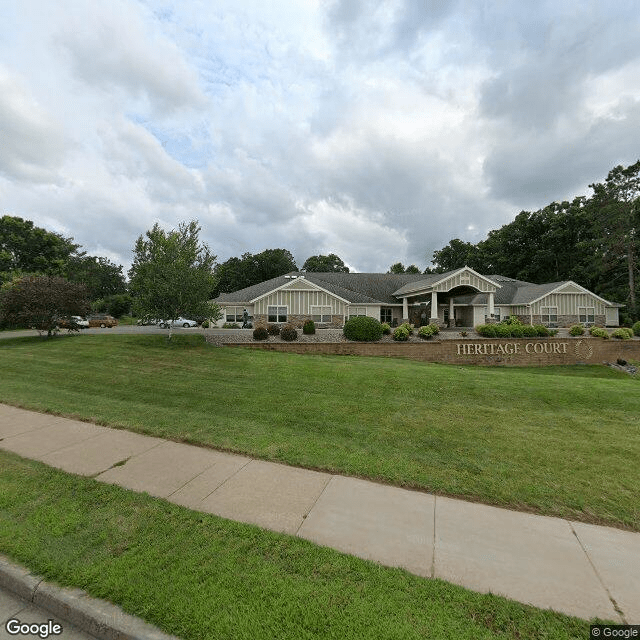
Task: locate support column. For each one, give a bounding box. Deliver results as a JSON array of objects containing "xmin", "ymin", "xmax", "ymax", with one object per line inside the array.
[
  {"xmin": 449, "ymin": 297, "xmax": 454, "ymax": 328},
  {"xmin": 429, "ymin": 290, "xmax": 439, "ymax": 324},
  {"xmin": 487, "ymin": 291, "xmax": 496, "ymax": 323},
  {"xmin": 402, "ymin": 297, "xmax": 409, "ymax": 324}
]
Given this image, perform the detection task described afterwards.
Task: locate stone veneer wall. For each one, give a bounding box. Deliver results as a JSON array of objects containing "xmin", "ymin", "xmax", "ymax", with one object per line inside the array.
[{"xmin": 211, "ymin": 337, "xmax": 640, "ymax": 367}]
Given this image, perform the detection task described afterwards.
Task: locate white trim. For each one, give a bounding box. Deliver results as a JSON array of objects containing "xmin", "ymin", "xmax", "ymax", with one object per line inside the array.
[
  {"xmin": 267, "ymin": 305, "xmax": 288, "ymax": 323},
  {"xmin": 397, "ymin": 266, "xmax": 501, "ymax": 296},
  {"xmin": 528, "ymin": 281, "xmax": 615, "ymax": 306},
  {"xmin": 250, "ymin": 277, "xmax": 350, "ymax": 304}
]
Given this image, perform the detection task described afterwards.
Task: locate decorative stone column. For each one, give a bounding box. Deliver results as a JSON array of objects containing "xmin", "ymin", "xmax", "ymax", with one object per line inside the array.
[
  {"xmin": 449, "ymin": 297, "xmax": 455, "ymax": 328},
  {"xmin": 429, "ymin": 290, "xmax": 439, "ymax": 324}
]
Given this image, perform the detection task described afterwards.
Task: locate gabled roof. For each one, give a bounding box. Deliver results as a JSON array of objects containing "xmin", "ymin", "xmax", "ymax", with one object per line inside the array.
[{"xmin": 213, "ymin": 271, "xmax": 619, "ymax": 307}]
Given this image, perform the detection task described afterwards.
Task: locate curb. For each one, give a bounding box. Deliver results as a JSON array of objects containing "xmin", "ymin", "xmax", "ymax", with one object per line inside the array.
[{"xmin": 0, "ymin": 554, "xmax": 181, "ymax": 640}]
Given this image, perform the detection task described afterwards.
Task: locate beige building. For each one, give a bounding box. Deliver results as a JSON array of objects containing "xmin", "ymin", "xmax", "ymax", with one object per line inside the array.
[{"xmin": 213, "ymin": 266, "xmax": 621, "ymax": 328}]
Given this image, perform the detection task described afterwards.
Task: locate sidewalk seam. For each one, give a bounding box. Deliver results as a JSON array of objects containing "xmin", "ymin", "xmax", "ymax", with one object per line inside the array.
[
  {"xmin": 294, "ymin": 474, "xmax": 335, "ymax": 537},
  {"xmin": 569, "ymin": 521, "xmax": 627, "ymax": 624}
]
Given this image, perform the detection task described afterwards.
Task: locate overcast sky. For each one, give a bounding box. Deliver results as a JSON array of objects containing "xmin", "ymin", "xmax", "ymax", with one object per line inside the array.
[{"xmin": 1, "ymin": 0, "xmax": 639, "ymax": 273}]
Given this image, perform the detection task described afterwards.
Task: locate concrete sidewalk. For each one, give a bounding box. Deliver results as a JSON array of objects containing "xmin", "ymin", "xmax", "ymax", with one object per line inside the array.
[{"xmin": 1, "ymin": 403, "xmax": 638, "ymax": 626}]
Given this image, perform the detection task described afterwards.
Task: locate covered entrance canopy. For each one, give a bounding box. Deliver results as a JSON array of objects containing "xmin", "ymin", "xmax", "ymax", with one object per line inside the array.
[{"xmin": 392, "ymin": 267, "xmax": 501, "ymax": 326}]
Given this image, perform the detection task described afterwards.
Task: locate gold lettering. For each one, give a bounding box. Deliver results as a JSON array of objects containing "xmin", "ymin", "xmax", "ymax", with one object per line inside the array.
[
  {"xmin": 534, "ymin": 343, "xmax": 544, "ymax": 354},
  {"xmin": 504, "ymin": 343, "xmax": 514, "ymax": 355},
  {"xmin": 474, "ymin": 344, "xmax": 483, "ymax": 354},
  {"xmin": 561, "ymin": 343, "xmax": 567, "ymax": 353},
  {"xmin": 553, "ymin": 343, "xmax": 561, "ymax": 354},
  {"xmin": 496, "ymin": 344, "xmax": 505, "ymax": 354},
  {"xmin": 457, "ymin": 344, "xmax": 463, "ymax": 355},
  {"xmin": 514, "ymin": 343, "xmax": 521, "ymax": 353},
  {"xmin": 525, "ymin": 343, "xmax": 534, "ymax": 354}
]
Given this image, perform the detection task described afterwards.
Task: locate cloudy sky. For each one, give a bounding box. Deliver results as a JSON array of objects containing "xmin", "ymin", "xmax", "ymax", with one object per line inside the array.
[{"xmin": 1, "ymin": 0, "xmax": 639, "ymax": 273}]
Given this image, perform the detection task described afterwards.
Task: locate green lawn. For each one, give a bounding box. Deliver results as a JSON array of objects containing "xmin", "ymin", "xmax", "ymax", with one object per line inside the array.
[
  {"xmin": 0, "ymin": 451, "xmax": 595, "ymax": 639},
  {"xmin": 0, "ymin": 333, "xmax": 639, "ymax": 530}
]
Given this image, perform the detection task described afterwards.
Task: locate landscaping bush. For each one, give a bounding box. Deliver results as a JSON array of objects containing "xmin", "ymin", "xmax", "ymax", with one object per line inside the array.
[
  {"xmin": 633, "ymin": 321, "xmax": 640, "ymax": 337},
  {"xmin": 343, "ymin": 316, "xmax": 383, "ymax": 342},
  {"xmin": 569, "ymin": 324, "xmax": 585, "ymax": 336},
  {"xmin": 252, "ymin": 326, "xmax": 268, "ymax": 341},
  {"xmin": 400, "ymin": 322, "xmax": 413, "ymax": 334},
  {"xmin": 381, "ymin": 322, "xmax": 391, "ymax": 335},
  {"xmin": 494, "ymin": 323, "xmax": 511, "ymax": 338},
  {"xmin": 533, "ymin": 325, "xmax": 550, "ymax": 337},
  {"xmin": 280, "ymin": 324, "xmax": 298, "ymax": 341},
  {"xmin": 503, "ymin": 315, "xmax": 523, "ymax": 325},
  {"xmin": 393, "ymin": 325, "xmax": 410, "ymax": 341},
  {"xmin": 302, "ymin": 319, "xmax": 315, "ymax": 335},
  {"xmin": 267, "ymin": 324, "xmax": 281, "ymax": 336},
  {"xmin": 223, "ymin": 322, "xmax": 240, "ymax": 329},
  {"xmin": 201, "ymin": 320, "xmax": 209, "ymax": 328},
  {"xmin": 428, "ymin": 323, "xmax": 439, "ymax": 335},
  {"xmin": 510, "ymin": 324, "xmax": 526, "ymax": 337},
  {"xmin": 611, "ymin": 328, "xmax": 630, "ymax": 340},
  {"xmin": 475, "ymin": 324, "xmax": 497, "ymax": 337},
  {"xmin": 589, "ymin": 326, "xmax": 609, "ymax": 339},
  {"xmin": 623, "ymin": 327, "xmax": 634, "ymax": 338},
  {"xmin": 418, "ymin": 325, "xmax": 434, "ymax": 339}
]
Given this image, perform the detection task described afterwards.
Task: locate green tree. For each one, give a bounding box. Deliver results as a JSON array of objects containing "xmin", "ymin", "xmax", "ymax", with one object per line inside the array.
[
  {"xmin": 0, "ymin": 215, "xmax": 80, "ymax": 276},
  {"xmin": 432, "ymin": 239, "xmax": 484, "ymax": 273},
  {"xmin": 387, "ymin": 262, "xmax": 406, "ymax": 274},
  {"xmin": 0, "ymin": 275, "xmax": 90, "ymax": 337},
  {"xmin": 64, "ymin": 255, "xmax": 126, "ymax": 301},
  {"xmin": 128, "ymin": 221, "xmax": 220, "ymax": 339},
  {"xmin": 302, "ymin": 254, "xmax": 350, "ymax": 272},
  {"xmin": 588, "ymin": 161, "xmax": 640, "ymax": 320},
  {"xmin": 212, "ymin": 248, "xmax": 297, "ymax": 297}
]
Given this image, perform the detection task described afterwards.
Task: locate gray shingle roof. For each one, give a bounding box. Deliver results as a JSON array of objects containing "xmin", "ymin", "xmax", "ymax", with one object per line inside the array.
[{"xmin": 214, "ymin": 271, "xmax": 613, "ymax": 307}]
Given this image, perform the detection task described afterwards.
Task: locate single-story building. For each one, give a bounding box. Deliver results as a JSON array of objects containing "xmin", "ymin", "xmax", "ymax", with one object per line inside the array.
[{"xmin": 212, "ymin": 266, "xmax": 622, "ymax": 328}]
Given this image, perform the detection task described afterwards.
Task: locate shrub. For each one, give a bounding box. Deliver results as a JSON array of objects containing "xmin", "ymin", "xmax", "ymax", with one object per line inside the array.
[
  {"xmin": 267, "ymin": 324, "xmax": 281, "ymax": 336},
  {"xmin": 223, "ymin": 322, "xmax": 240, "ymax": 329},
  {"xmin": 280, "ymin": 324, "xmax": 298, "ymax": 341},
  {"xmin": 302, "ymin": 319, "xmax": 315, "ymax": 334},
  {"xmin": 393, "ymin": 326, "xmax": 410, "ymax": 341},
  {"xmin": 476, "ymin": 324, "xmax": 497, "ymax": 337},
  {"xmin": 381, "ymin": 322, "xmax": 391, "ymax": 335},
  {"xmin": 503, "ymin": 315, "xmax": 523, "ymax": 325},
  {"xmin": 253, "ymin": 326, "xmax": 268, "ymax": 341},
  {"xmin": 611, "ymin": 328, "xmax": 630, "ymax": 340},
  {"xmin": 201, "ymin": 320, "xmax": 209, "ymax": 328},
  {"xmin": 632, "ymin": 321, "xmax": 640, "ymax": 337},
  {"xmin": 510, "ymin": 325, "xmax": 526, "ymax": 337},
  {"xmin": 533, "ymin": 325, "xmax": 549, "ymax": 337},
  {"xmin": 494, "ymin": 323, "xmax": 511, "ymax": 338},
  {"xmin": 400, "ymin": 322, "xmax": 413, "ymax": 334},
  {"xmin": 428, "ymin": 323, "xmax": 439, "ymax": 335},
  {"xmin": 548, "ymin": 329, "xmax": 558, "ymax": 336},
  {"xmin": 569, "ymin": 324, "xmax": 585, "ymax": 336},
  {"xmin": 590, "ymin": 326, "xmax": 609, "ymax": 339},
  {"xmin": 623, "ymin": 327, "xmax": 634, "ymax": 338},
  {"xmin": 343, "ymin": 316, "xmax": 383, "ymax": 342},
  {"xmin": 418, "ymin": 325, "xmax": 434, "ymax": 339}
]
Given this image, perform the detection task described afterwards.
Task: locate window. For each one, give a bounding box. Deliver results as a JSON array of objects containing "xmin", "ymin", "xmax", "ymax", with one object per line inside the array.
[
  {"xmin": 380, "ymin": 307, "xmax": 392, "ymax": 323},
  {"xmin": 348, "ymin": 306, "xmax": 367, "ymax": 318},
  {"xmin": 494, "ymin": 307, "xmax": 501, "ymax": 322},
  {"xmin": 267, "ymin": 306, "xmax": 287, "ymax": 323},
  {"xmin": 578, "ymin": 307, "xmax": 595, "ymax": 324},
  {"xmin": 311, "ymin": 306, "xmax": 332, "ymax": 323},
  {"xmin": 541, "ymin": 307, "xmax": 558, "ymax": 326},
  {"xmin": 225, "ymin": 306, "xmax": 244, "ymax": 322}
]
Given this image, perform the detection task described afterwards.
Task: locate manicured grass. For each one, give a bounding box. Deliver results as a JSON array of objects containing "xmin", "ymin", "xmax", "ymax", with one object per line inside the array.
[
  {"xmin": 0, "ymin": 333, "xmax": 639, "ymax": 530},
  {"xmin": 0, "ymin": 451, "xmax": 595, "ymax": 639}
]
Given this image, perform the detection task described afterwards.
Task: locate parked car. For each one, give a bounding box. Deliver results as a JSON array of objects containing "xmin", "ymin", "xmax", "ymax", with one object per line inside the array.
[
  {"xmin": 57, "ymin": 316, "xmax": 89, "ymax": 329},
  {"xmin": 87, "ymin": 314, "xmax": 118, "ymax": 328},
  {"xmin": 158, "ymin": 317, "xmax": 198, "ymax": 328},
  {"xmin": 136, "ymin": 316, "xmax": 159, "ymax": 326}
]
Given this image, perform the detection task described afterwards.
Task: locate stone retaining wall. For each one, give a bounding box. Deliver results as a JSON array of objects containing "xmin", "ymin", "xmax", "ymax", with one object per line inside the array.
[{"xmin": 212, "ymin": 337, "xmax": 640, "ymax": 367}]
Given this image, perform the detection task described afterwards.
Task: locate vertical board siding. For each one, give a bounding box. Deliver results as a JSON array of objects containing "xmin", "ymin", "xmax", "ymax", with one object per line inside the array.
[
  {"xmin": 435, "ymin": 272, "xmax": 497, "ymax": 292},
  {"xmin": 255, "ymin": 290, "xmax": 345, "ymax": 316},
  {"xmin": 532, "ymin": 294, "xmax": 605, "ymax": 315}
]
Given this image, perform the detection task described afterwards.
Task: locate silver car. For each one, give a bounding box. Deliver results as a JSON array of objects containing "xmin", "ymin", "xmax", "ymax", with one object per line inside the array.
[{"xmin": 158, "ymin": 317, "xmax": 198, "ymax": 328}]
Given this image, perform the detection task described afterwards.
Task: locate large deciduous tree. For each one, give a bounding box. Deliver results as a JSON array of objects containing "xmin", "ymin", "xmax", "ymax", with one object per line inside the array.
[
  {"xmin": 302, "ymin": 254, "xmax": 350, "ymax": 272},
  {"xmin": 0, "ymin": 215, "xmax": 80, "ymax": 276},
  {"xmin": 0, "ymin": 276, "xmax": 90, "ymax": 337},
  {"xmin": 64, "ymin": 255, "xmax": 127, "ymax": 301},
  {"xmin": 128, "ymin": 221, "xmax": 219, "ymax": 338}
]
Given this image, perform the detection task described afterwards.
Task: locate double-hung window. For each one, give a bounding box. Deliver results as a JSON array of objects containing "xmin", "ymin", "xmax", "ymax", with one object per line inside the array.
[
  {"xmin": 578, "ymin": 307, "xmax": 595, "ymax": 324},
  {"xmin": 225, "ymin": 306, "xmax": 244, "ymax": 322},
  {"xmin": 541, "ymin": 307, "xmax": 558, "ymax": 326},
  {"xmin": 311, "ymin": 306, "xmax": 332, "ymax": 323},
  {"xmin": 267, "ymin": 306, "xmax": 287, "ymax": 323},
  {"xmin": 380, "ymin": 307, "xmax": 392, "ymax": 324},
  {"xmin": 348, "ymin": 306, "xmax": 367, "ymax": 318}
]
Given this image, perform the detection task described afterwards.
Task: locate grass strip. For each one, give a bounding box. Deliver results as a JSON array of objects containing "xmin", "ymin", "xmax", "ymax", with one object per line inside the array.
[
  {"xmin": 0, "ymin": 450, "xmax": 596, "ymax": 639},
  {"xmin": 0, "ymin": 333, "xmax": 638, "ymax": 531}
]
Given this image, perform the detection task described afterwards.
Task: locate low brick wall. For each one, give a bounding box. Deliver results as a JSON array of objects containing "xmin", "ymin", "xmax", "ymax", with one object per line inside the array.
[{"xmin": 215, "ymin": 337, "xmax": 640, "ymax": 366}]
